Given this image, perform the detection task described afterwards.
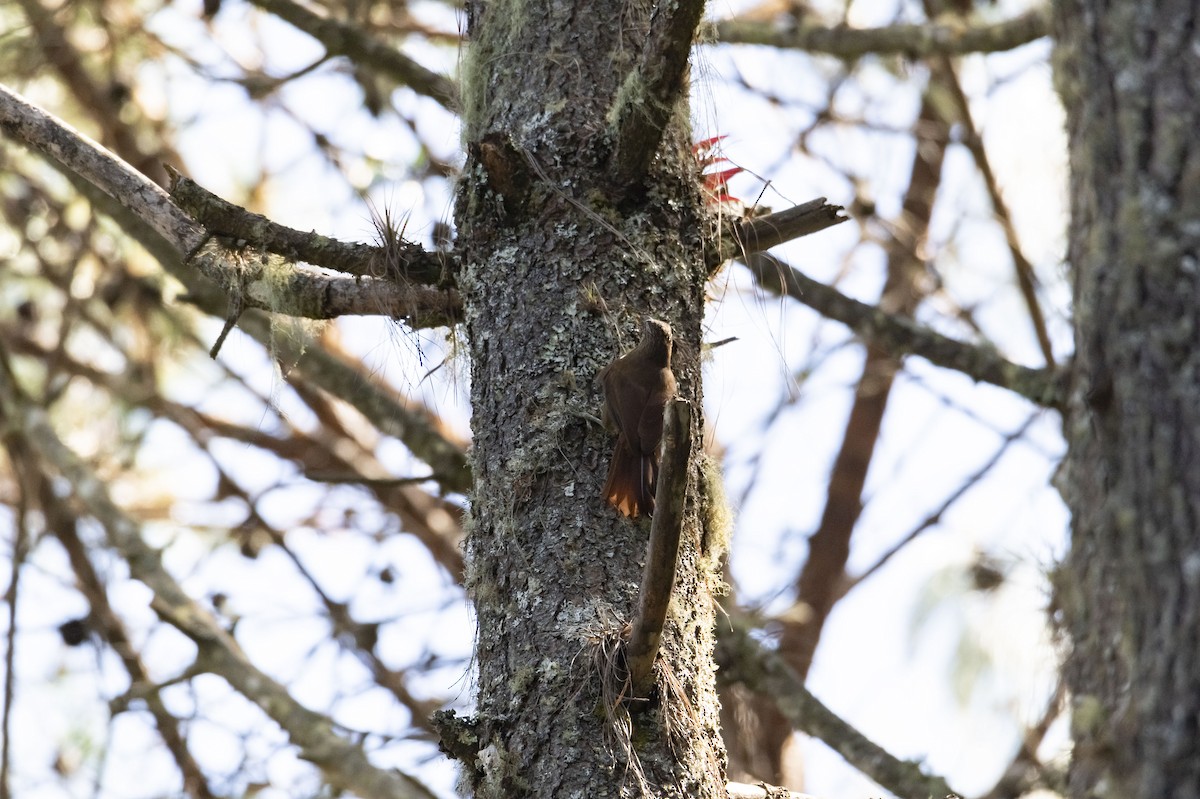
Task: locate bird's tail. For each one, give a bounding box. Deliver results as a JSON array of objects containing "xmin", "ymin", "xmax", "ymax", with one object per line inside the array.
[{"xmin": 603, "ymin": 440, "xmax": 658, "ymax": 518}]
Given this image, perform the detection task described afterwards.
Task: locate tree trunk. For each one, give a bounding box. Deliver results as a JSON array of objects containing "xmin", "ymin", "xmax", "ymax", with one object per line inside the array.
[
  {"xmin": 452, "ymin": 0, "xmax": 726, "ymax": 796},
  {"xmin": 1055, "ymin": 1, "xmax": 1200, "ymax": 795}
]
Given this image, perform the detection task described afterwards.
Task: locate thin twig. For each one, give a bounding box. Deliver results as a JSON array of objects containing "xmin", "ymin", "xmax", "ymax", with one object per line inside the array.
[
  {"xmin": 839, "ymin": 411, "xmax": 1043, "ymax": 597},
  {"xmin": 209, "ymin": 288, "xmax": 245, "ymax": 359},
  {"xmin": 245, "ymin": 0, "xmax": 458, "ymax": 109},
  {"xmin": 937, "ymin": 58, "xmax": 1056, "ymax": 366}
]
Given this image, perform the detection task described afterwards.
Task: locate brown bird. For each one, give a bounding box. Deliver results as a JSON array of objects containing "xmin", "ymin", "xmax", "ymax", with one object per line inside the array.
[{"xmin": 599, "ymin": 319, "xmax": 677, "ymax": 517}]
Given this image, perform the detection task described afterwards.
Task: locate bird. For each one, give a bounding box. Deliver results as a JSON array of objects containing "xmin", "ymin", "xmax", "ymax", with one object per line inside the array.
[{"xmin": 598, "ymin": 319, "xmax": 677, "ymax": 517}]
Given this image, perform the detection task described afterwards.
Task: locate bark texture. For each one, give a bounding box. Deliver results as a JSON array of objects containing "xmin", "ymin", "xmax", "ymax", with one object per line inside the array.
[
  {"xmin": 1054, "ymin": 1, "xmax": 1200, "ymax": 796},
  {"xmin": 454, "ymin": 0, "xmax": 725, "ymax": 796}
]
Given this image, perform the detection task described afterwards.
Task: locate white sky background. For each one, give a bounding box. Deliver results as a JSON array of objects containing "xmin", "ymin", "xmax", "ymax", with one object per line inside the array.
[{"xmin": 2, "ymin": 0, "xmax": 1074, "ymax": 796}]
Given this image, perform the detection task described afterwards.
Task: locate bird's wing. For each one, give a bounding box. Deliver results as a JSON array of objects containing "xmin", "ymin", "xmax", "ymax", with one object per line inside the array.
[
  {"xmin": 635, "ymin": 383, "xmax": 670, "ymax": 457},
  {"xmin": 603, "ymin": 366, "xmax": 650, "ymax": 451}
]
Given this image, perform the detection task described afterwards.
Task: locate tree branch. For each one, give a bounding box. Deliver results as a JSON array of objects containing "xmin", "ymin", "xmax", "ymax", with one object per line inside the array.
[
  {"xmin": 626, "ymin": 399, "xmax": 692, "ymax": 697},
  {"xmin": 839, "ymin": 412, "xmax": 1041, "ymax": 600},
  {"xmin": 708, "ymin": 199, "xmax": 849, "ymax": 272},
  {"xmin": 935, "ymin": 58, "xmax": 1055, "ymax": 366},
  {"xmin": 718, "ymin": 622, "xmax": 961, "ymax": 799},
  {"xmin": 255, "ymin": 319, "xmax": 474, "ymax": 494},
  {"xmin": 979, "ymin": 676, "xmax": 1067, "ymax": 799},
  {"xmin": 714, "ymin": 6, "xmax": 1050, "ymax": 59},
  {"xmin": 245, "ymin": 0, "xmax": 458, "ymax": 109},
  {"xmin": 727, "ymin": 783, "xmax": 818, "ymax": 799},
  {"xmin": 0, "ymin": 359, "xmax": 440, "ymax": 799},
  {"xmin": 169, "ymin": 170, "xmax": 447, "ymax": 284},
  {"xmin": 0, "ymin": 434, "xmax": 30, "ymax": 799},
  {"xmin": 13, "ymin": 0, "xmax": 173, "ymax": 183},
  {"xmin": 742, "ymin": 252, "xmax": 1064, "ymax": 409},
  {"xmin": 609, "ymin": 0, "xmax": 708, "ymax": 192},
  {"xmin": 34, "ymin": 476, "xmax": 216, "ymax": 799},
  {"xmin": 0, "ymin": 83, "xmax": 459, "ymax": 326}
]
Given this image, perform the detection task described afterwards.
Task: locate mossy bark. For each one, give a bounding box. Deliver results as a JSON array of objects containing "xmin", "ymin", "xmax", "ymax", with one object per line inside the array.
[
  {"xmin": 1054, "ymin": 1, "xmax": 1200, "ymax": 795},
  {"xmin": 453, "ymin": 0, "xmax": 726, "ymax": 796}
]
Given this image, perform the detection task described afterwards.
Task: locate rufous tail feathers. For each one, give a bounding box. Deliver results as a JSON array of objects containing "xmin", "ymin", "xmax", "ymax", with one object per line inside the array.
[{"xmin": 603, "ymin": 438, "xmax": 658, "ymax": 518}]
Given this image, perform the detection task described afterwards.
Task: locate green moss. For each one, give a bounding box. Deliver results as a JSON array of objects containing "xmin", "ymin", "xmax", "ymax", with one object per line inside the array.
[
  {"xmin": 698, "ymin": 455, "xmax": 732, "ymax": 569},
  {"xmin": 242, "ymin": 255, "xmax": 326, "ymax": 365},
  {"xmin": 1071, "ymin": 694, "xmax": 1106, "ymax": 739},
  {"xmin": 459, "ymin": 0, "xmax": 530, "ymax": 141},
  {"xmin": 509, "ymin": 665, "xmax": 536, "ymax": 694},
  {"xmin": 606, "ymin": 71, "xmax": 651, "ymax": 133}
]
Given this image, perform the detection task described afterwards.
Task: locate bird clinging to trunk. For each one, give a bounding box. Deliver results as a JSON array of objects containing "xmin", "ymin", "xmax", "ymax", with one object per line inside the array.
[{"xmin": 599, "ymin": 319, "xmax": 677, "ymax": 517}]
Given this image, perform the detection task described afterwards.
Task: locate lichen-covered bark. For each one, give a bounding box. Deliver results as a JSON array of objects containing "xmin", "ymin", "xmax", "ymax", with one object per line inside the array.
[
  {"xmin": 453, "ymin": 0, "xmax": 726, "ymax": 796},
  {"xmin": 1054, "ymin": 1, "xmax": 1200, "ymax": 795}
]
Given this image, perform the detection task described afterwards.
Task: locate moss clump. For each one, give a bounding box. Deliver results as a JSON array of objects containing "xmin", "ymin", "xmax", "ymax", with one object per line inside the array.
[{"xmin": 698, "ymin": 454, "xmax": 732, "ymax": 571}]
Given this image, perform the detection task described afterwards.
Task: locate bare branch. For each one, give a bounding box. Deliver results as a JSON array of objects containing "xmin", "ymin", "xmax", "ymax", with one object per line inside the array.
[
  {"xmin": 727, "ymin": 783, "xmax": 819, "ymax": 799},
  {"xmin": 935, "ymin": 59, "xmax": 1056, "ymax": 366},
  {"xmin": 743, "ymin": 252, "xmax": 1064, "ymax": 409},
  {"xmin": 245, "ymin": 0, "xmax": 458, "ymax": 109},
  {"xmin": 36, "ymin": 477, "xmax": 217, "ymax": 799},
  {"xmin": 0, "ymin": 83, "xmax": 459, "ymax": 326},
  {"xmin": 609, "ymin": 0, "xmax": 707, "ymax": 192},
  {"xmin": 0, "ymin": 361, "xmax": 440, "ymax": 799},
  {"xmin": 718, "ymin": 622, "xmax": 961, "ymax": 799},
  {"xmin": 169, "ymin": 170, "xmax": 448, "ymax": 284},
  {"xmin": 626, "ymin": 399, "xmax": 692, "ymax": 697},
  {"xmin": 708, "ymin": 199, "xmax": 849, "ymax": 272},
  {"xmin": 840, "ymin": 412, "xmax": 1042, "ymax": 598},
  {"xmin": 0, "ymin": 436, "xmax": 30, "ymax": 799},
  {"xmin": 714, "ymin": 6, "xmax": 1050, "ymax": 59}
]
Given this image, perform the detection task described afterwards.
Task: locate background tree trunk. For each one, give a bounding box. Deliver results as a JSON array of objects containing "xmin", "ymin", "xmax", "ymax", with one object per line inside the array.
[
  {"xmin": 1055, "ymin": 1, "xmax": 1200, "ymax": 795},
  {"xmin": 454, "ymin": 1, "xmax": 725, "ymax": 796}
]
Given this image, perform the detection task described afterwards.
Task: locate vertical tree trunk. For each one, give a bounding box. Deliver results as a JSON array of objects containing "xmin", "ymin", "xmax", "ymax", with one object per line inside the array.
[
  {"xmin": 1055, "ymin": 2, "xmax": 1200, "ymax": 795},
  {"xmin": 453, "ymin": 1, "xmax": 726, "ymax": 796}
]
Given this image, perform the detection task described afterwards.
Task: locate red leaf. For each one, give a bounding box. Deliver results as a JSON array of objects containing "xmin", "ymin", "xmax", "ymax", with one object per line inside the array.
[
  {"xmin": 692, "ymin": 134, "xmax": 728, "ymax": 154},
  {"xmin": 702, "ymin": 166, "xmax": 744, "ymax": 191}
]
